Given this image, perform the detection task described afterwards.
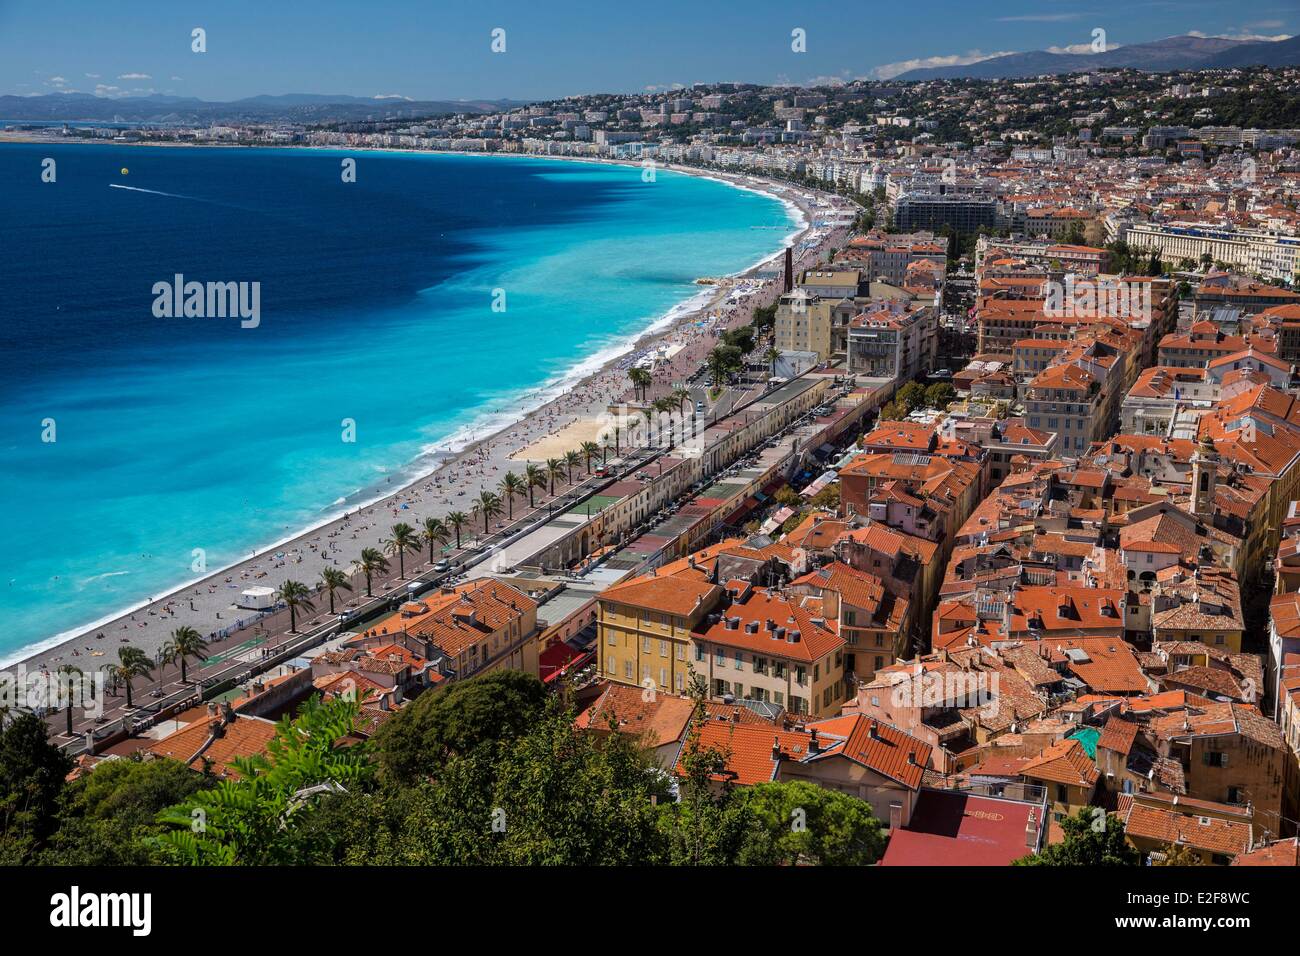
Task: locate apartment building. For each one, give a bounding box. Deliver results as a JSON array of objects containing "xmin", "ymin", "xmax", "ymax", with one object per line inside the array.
[
  {"xmin": 787, "ymin": 560, "xmax": 911, "ymax": 683},
  {"xmin": 1023, "ymin": 362, "xmax": 1103, "ymax": 456},
  {"xmin": 846, "ymin": 304, "xmax": 939, "ymax": 380},
  {"xmin": 1121, "ymin": 222, "xmax": 1300, "ymax": 285},
  {"xmin": 384, "ymin": 578, "xmax": 541, "ymax": 680},
  {"xmin": 691, "ymin": 586, "xmax": 847, "ymax": 718},
  {"xmin": 597, "ymin": 572, "xmax": 721, "ymax": 695}
]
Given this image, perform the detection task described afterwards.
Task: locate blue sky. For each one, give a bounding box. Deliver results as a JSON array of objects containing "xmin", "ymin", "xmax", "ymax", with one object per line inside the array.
[{"xmin": 0, "ymin": 0, "xmax": 1293, "ymax": 101}]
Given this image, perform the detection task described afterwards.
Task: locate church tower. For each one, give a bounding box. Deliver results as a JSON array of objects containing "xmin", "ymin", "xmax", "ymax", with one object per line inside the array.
[{"xmin": 1191, "ymin": 436, "xmax": 1219, "ymax": 518}]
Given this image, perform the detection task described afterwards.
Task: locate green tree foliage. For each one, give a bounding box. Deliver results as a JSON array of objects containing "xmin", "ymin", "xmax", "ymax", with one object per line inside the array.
[
  {"xmin": 924, "ymin": 382, "xmax": 956, "ymax": 409},
  {"xmin": 0, "ymin": 713, "xmax": 73, "ymax": 863},
  {"xmin": 751, "ymin": 303, "xmax": 777, "ymax": 332},
  {"xmin": 879, "ymin": 401, "xmax": 906, "ymax": 421},
  {"xmin": 1014, "ymin": 808, "xmax": 1140, "ymax": 866},
  {"xmin": 721, "ymin": 326, "xmax": 755, "ymax": 354},
  {"xmin": 773, "ymin": 485, "xmax": 801, "ymax": 507},
  {"xmin": 896, "ymin": 381, "xmax": 926, "ymax": 412},
  {"xmin": 374, "ymin": 670, "xmax": 549, "ymax": 786},
  {"xmin": 42, "ymin": 757, "xmax": 209, "ymax": 865},
  {"xmin": 734, "ymin": 780, "xmax": 885, "ymax": 865},
  {"xmin": 810, "ymin": 483, "xmax": 840, "ymax": 510},
  {"xmin": 706, "ymin": 344, "xmax": 745, "ymax": 384},
  {"xmin": 656, "ymin": 731, "xmax": 754, "ymax": 865},
  {"xmin": 316, "ymin": 699, "xmax": 670, "ymax": 865},
  {"xmin": 155, "ymin": 695, "xmax": 373, "ymax": 865}
]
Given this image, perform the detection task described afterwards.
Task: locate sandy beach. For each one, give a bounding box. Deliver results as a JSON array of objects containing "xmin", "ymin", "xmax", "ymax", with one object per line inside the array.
[{"xmin": 4, "ymin": 153, "xmax": 852, "ymax": 675}]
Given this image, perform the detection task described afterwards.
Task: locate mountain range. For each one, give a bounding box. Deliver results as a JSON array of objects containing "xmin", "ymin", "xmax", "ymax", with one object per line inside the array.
[
  {"xmin": 0, "ymin": 93, "xmax": 521, "ymax": 124},
  {"xmin": 894, "ymin": 34, "xmax": 1300, "ymax": 81}
]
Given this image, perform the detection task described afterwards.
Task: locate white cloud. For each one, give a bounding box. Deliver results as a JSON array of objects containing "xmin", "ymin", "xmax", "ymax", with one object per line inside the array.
[
  {"xmin": 48, "ymin": 75, "xmax": 67, "ymax": 84},
  {"xmin": 997, "ymin": 12, "xmax": 1090, "ymax": 22},
  {"xmin": 84, "ymin": 73, "xmax": 100, "ymax": 79},
  {"xmin": 373, "ymin": 93, "xmax": 412, "ymax": 100},
  {"xmin": 1045, "ymin": 42, "xmax": 1123, "ymax": 54},
  {"xmin": 117, "ymin": 72, "xmax": 151, "ymax": 80},
  {"xmin": 1187, "ymin": 30, "xmax": 1292, "ymax": 42},
  {"xmin": 643, "ymin": 82, "xmax": 686, "ymax": 92},
  {"xmin": 870, "ymin": 50, "xmax": 1018, "ymax": 80},
  {"xmin": 802, "ymin": 74, "xmax": 852, "ymax": 87}
]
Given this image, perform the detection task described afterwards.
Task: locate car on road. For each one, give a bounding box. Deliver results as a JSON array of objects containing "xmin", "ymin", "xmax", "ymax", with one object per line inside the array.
[
  {"xmin": 433, "ymin": 559, "xmax": 451, "ymax": 572},
  {"xmin": 696, "ymin": 400, "xmax": 705, "ymax": 413}
]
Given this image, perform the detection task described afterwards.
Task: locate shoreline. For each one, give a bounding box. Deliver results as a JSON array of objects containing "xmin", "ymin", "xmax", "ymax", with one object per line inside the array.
[{"xmin": 1, "ymin": 146, "xmax": 848, "ymax": 673}]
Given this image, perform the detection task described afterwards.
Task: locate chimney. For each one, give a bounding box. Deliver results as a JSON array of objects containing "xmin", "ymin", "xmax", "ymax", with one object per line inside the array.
[
  {"xmin": 207, "ymin": 701, "xmax": 218, "ymax": 718},
  {"xmin": 1026, "ymin": 809, "xmax": 1039, "ymax": 848},
  {"xmin": 809, "ymin": 728, "xmax": 820, "ymax": 753},
  {"xmin": 772, "ymin": 735, "xmax": 783, "ymax": 760}
]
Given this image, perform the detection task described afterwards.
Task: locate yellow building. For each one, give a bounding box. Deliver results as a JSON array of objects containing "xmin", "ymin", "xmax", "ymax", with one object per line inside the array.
[{"xmin": 597, "ymin": 573, "xmax": 721, "ymax": 695}]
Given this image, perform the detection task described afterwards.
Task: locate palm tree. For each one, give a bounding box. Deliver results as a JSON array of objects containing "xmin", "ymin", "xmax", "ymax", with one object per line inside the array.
[
  {"xmin": 277, "ymin": 579, "xmax": 316, "ymax": 633},
  {"xmin": 653, "ymin": 397, "xmax": 675, "ymax": 446},
  {"xmin": 446, "ymin": 511, "xmax": 469, "ymax": 549},
  {"xmin": 499, "ymin": 471, "xmax": 525, "ymax": 519},
  {"xmin": 524, "ymin": 463, "xmax": 546, "ymax": 508},
  {"xmin": 384, "ymin": 521, "xmax": 420, "ymax": 579},
  {"xmin": 162, "ymin": 625, "xmax": 210, "ymax": 684},
  {"xmin": 580, "ymin": 440, "xmax": 600, "ymax": 474},
  {"xmin": 764, "ymin": 345, "xmax": 781, "ymax": 377},
  {"xmin": 545, "ymin": 458, "xmax": 564, "ymax": 496},
  {"xmin": 318, "ymin": 567, "xmax": 352, "ymax": 615},
  {"xmin": 115, "ymin": 646, "xmax": 153, "ymax": 709},
  {"xmin": 641, "ymin": 406, "xmax": 654, "ymax": 447},
  {"xmin": 628, "ymin": 366, "xmax": 651, "ymax": 401},
  {"xmin": 612, "ymin": 421, "xmax": 621, "ymax": 455},
  {"xmin": 625, "ymin": 418, "xmax": 640, "ymax": 449},
  {"xmin": 564, "ymin": 450, "xmax": 582, "ymax": 485},
  {"xmin": 672, "ymin": 386, "xmax": 691, "ymax": 417},
  {"xmin": 600, "ymin": 440, "xmax": 611, "ymax": 467},
  {"xmin": 56, "ymin": 664, "xmax": 82, "ymax": 736},
  {"xmin": 474, "ymin": 490, "xmax": 503, "ymax": 533},
  {"xmin": 422, "ymin": 516, "xmax": 450, "ymax": 563},
  {"xmin": 706, "ymin": 346, "xmax": 731, "ymax": 387},
  {"xmin": 353, "ymin": 547, "xmax": 389, "ymax": 597}
]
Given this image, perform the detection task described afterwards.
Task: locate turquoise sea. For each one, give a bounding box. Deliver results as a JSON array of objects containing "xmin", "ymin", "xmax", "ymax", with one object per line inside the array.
[{"xmin": 0, "ymin": 145, "xmax": 796, "ymax": 661}]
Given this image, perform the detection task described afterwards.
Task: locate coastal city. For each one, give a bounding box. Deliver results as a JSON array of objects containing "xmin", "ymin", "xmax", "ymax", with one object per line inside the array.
[{"xmin": 3, "ymin": 5, "xmax": 1300, "ymax": 915}]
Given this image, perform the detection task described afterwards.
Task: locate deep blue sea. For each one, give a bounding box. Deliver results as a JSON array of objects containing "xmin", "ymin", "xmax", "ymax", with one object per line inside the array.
[{"xmin": 0, "ymin": 144, "xmax": 795, "ymax": 660}]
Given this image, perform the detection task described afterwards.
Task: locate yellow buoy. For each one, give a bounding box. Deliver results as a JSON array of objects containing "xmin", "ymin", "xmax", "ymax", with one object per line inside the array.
[{"xmin": 120, "ymin": 167, "xmax": 129, "ymax": 175}]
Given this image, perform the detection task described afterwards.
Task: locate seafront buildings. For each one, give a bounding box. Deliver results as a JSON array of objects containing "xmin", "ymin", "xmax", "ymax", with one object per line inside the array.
[{"xmin": 21, "ymin": 61, "xmax": 1300, "ymax": 866}]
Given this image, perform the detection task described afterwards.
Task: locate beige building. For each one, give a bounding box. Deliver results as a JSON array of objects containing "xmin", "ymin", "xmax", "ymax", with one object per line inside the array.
[{"xmin": 690, "ymin": 584, "xmax": 847, "ymax": 718}]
